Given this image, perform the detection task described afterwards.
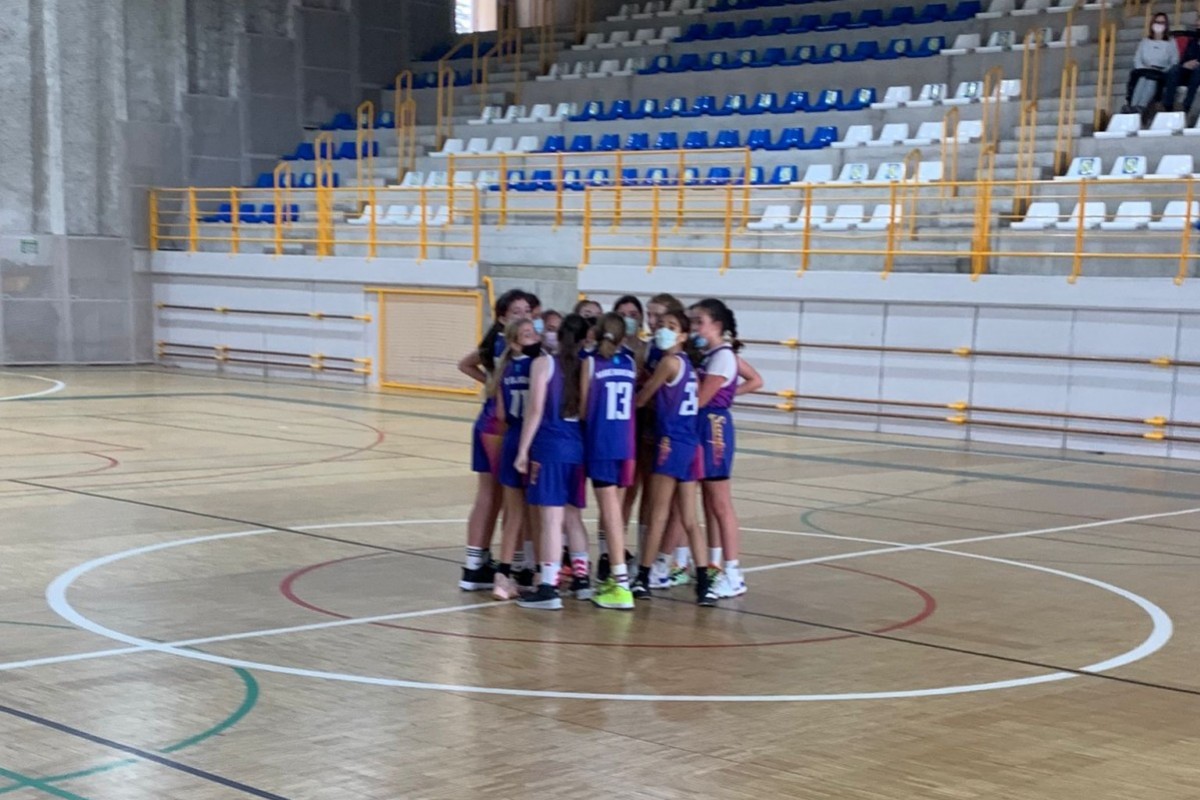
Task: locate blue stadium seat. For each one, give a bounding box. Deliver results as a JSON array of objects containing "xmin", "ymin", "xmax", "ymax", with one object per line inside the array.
[
  {"xmin": 675, "ymin": 23, "xmax": 707, "ymax": 42},
  {"xmin": 494, "ymin": 170, "xmax": 524, "ymax": 191},
  {"xmin": 751, "ymin": 47, "xmax": 786, "ymax": 68},
  {"xmin": 321, "ymin": 112, "xmax": 355, "ymax": 131},
  {"xmin": 714, "ymin": 129, "xmax": 741, "ymax": 148},
  {"xmin": 597, "ymin": 100, "xmax": 632, "ymax": 122},
  {"xmin": 292, "ymin": 142, "xmax": 316, "ymax": 161},
  {"xmin": 316, "ymin": 140, "xmax": 337, "ymax": 160},
  {"xmin": 654, "ymin": 131, "xmax": 680, "ymax": 150},
  {"xmin": 766, "ymin": 127, "xmax": 805, "ymax": 151},
  {"xmin": 837, "ymin": 88, "xmax": 877, "ymax": 111},
  {"xmin": 541, "ymin": 135, "xmax": 566, "ymax": 153},
  {"xmin": 570, "ymin": 134, "xmax": 595, "ymax": 152},
  {"xmin": 296, "ymin": 173, "xmax": 317, "ymax": 188},
  {"xmin": 597, "ymin": 134, "xmax": 621, "ymax": 152},
  {"xmin": 843, "ymin": 41, "xmax": 880, "ymax": 62},
  {"xmin": 698, "ymin": 52, "xmax": 729, "ymax": 71},
  {"xmin": 519, "ymin": 170, "xmax": 553, "ymax": 192},
  {"xmin": 414, "ymin": 72, "xmax": 437, "ymax": 89},
  {"xmin": 877, "ymin": 39, "xmax": 913, "ymax": 59},
  {"xmin": 798, "ymin": 125, "xmax": 838, "ymax": 150},
  {"xmin": 705, "ymin": 167, "xmax": 733, "ymax": 185},
  {"xmin": 680, "ymin": 167, "xmax": 702, "ymax": 186},
  {"xmin": 914, "ymin": 3, "xmax": 948, "ymax": 22},
  {"xmin": 238, "ymin": 203, "xmax": 259, "ymax": 224},
  {"xmin": 777, "ymin": 90, "xmax": 811, "ymax": 114},
  {"xmin": 711, "ymin": 94, "xmax": 747, "ymax": 116},
  {"xmin": 760, "ymin": 17, "xmax": 792, "ymax": 37},
  {"xmin": 202, "ymin": 203, "xmax": 233, "ymax": 224},
  {"xmin": 744, "ymin": 92, "xmax": 780, "ymax": 115},
  {"xmin": 626, "ymin": 99, "xmax": 659, "ymax": 120},
  {"xmin": 644, "ymin": 167, "xmax": 672, "ymax": 186},
  {"xmin": 703, "ymin": 21, "xmax": 736, "ymax": 40},
  {"xmin": 780, "ymin": 45, "xmax": 817, "ymax": 66},
  {"xmin": 666, "ymin": 53, "xmax": 702, "ymax": 73},
  {"xmin": 769, "ymin": 165, "xmax": 800, "ymax": 185},
  {"xmin": 640, "ymin": 55, "xmax": 673, "ymax": 74},
  {"xmin": 808, "ymin": 89, "xmax": 842, "ymax": 113},
  {"xmin": 570, "ymin": 101, "xmax": 604, "ymax": 122},
  {"xmin": 254, "ymin": 172, "xmax": 275, "ymax": 188},
  {"xmin": 911, "ymin": 35, "xmax": 946, "ymax": 57},
  {"xmin": 257, "ymin": 203, "xmax": 276, "ymax": 223},
  {"xmin": 620, "ymin": 168, "xmax": 641, "ymax": 186},
  {"xmin": 848, "ymin": 9, "xmax": 884, "ymax": 28},
  {"xmin": 624, "ymin": 132, "xmax": 650, "ymax": 151},
  {"xmin": 787, "ymin": 14, "xmax": 822, "ymax": 34},
  {"xmin": 678, "ymin": 95, "xmax": 716, "ymax": 118},
  {"xmin": 318, "ymin": 172, "xmax": 340, "ymax": 188},
  {"xmin": 586, "ymin": 169, "xmax": 612, "ymax": 187},
  {"xmin": 810, "ymin": 43, "xmax": 847, "ymax": 64},
  {"xmin": 946, "ymin": 0, "xmax": 982, "ymax": 20},
  {"xmin": 563, "ymin": 169, "xmax": 585, "ymax": 191},
  {"xmin": 724, "ymin": 49, "xmax": 757, "ymax": 69},
  {"xmin": 740, "ymin": 166, "xmax": 765, "ymax": 186},
  {"xmin": 731, "ymin": 19, "xmax": 764, "ymax": 38},
  {"xmin": 816, "ymin": 12, "xmax": 853, "ymax": 31},
  {"xmin": 453, "ymin": 70, "xmax": 475, "ymax": 87},
  {"xmin": 878, "ymin": 6, "xmax": 915, "ymax": 26},
  {"xmin": 652, "ymin": 97, "xmax": 688, "ymax": 118},
  {"xmin": 376, "ymin": 111, "xmax": 395, "ymax": 129},
  {"xmin": 683, "ymin": 130, "xmax": 711, "ymax": 149},
  {"xmin": 746, "ymin": 129, "xmax": 773, "ymax": 150},
  {"xmin": 334, "ymin": 142, "xmax": 358, "ymax": 160}
]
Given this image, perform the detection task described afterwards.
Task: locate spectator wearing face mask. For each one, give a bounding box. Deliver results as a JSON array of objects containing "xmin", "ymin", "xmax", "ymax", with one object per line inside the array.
[
  {"xmin": 1125, "ymin": 13, "xmax": 1179, "ymax": 116},
  {"xmin": 1163, "ymin": 18, "xmax": 1200, "ymax": 116}
]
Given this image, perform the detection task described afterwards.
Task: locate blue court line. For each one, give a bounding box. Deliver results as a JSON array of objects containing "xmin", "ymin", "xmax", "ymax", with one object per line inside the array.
[{"xmin": 0, "ymin": 704, "xmax": 289, "ymax": 800}]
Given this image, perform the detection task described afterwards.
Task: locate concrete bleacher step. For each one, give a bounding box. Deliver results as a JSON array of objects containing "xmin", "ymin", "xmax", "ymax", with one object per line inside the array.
[{"xmin": 1016, "ymin": 123, "xmax": 1083, "ymax": 137}]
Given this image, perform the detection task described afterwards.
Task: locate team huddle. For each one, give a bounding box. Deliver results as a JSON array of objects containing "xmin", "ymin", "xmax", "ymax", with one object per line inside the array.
[{"xmin": 457, "ymin": 291, "xmax": 762, "ymax": 610}]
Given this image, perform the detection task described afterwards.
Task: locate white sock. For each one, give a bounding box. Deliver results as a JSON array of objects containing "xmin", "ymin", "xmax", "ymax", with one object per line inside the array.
[
  {"xmin": 465, "ymin": 546, "xmax": 487, "ymax": 570},
  {"xmin": 709, "ymin": 547, "xmax": 723, "ymax": 568},
  {"xmin": 540, "ymin": 561, "xmax": 561, "ymax": 587},
  {"xmin": 612, "ymin": 563, "xmax": 629, "ymax": 586},
  {"xmin": 726, "ymin": 559, "xmax": 741, "ymax": 576},
  {"xmin": 653, "ymin": 552, "xmax": 670, "ymax": 568},
  {"xmin": 674, "ymin": 546, "xmax": 691, "ymax": 568}
]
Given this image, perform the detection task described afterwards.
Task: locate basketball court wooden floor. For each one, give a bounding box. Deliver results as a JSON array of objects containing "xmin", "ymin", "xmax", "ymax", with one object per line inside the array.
[{"xmin": 1, "ymin": 367, "xmax": 1198, "ymax": 799}]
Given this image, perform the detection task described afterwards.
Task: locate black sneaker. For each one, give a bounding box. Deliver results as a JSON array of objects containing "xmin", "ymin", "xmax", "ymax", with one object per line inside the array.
[
  {"xmin": 597, "ymin": 553, "xmax": 612, "ymax": 583},
  {"xmin": 630, "ymin": 577, "xmax": 652, "ymax": 600},
  {"xmin": 459, "ymin": 563, "xmax": 495, "ymax": 591},
  {"xmin": 696, "ymin": 571, "xmax": 718, "ymax": 607},
  {"xmin": 515, "ymin": 568, "xmax": 536, "ymax": 590},
  {"xmin": 570, "ymin": 574, "xmax": 594, "ymax": 600},
  {"xmin": 516, "ymin": 583, "xmax": 562, "ymax": 610}
]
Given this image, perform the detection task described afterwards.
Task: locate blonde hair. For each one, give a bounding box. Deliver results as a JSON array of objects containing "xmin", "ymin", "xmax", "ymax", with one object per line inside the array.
[{"xmin": 487, "ymin": 318, "xmax": 534, "ymax": 397}]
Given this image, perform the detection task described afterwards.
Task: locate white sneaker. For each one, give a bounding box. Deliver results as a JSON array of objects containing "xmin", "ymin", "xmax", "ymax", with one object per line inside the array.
[
  {"xmin": 648, "ymin": 560, "xmax": 672, "ymax": 589},
  {"xmin": 714, "ymin": 570, "xmax": 747, "ymax": 599}
]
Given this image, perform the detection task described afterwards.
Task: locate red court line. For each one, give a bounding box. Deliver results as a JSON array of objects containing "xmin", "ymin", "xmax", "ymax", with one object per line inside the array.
[{"xmin": 278, "ymin": 553, "xmax": 937, "ymax": 649}]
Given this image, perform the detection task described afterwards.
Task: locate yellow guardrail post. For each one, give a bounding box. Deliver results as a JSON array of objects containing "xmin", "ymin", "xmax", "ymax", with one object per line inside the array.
[
  {"xmin": 1176, "ymin": 179, "xmax": 1196, "ymax": 286},
  {"xmin": 1020, "ymin": 27, "xmax": 1043, "ymax": 107},
  {"xmin": 554, "ymin": 152, "xmax": 564, "ymax": 228},
  {"xmin": 1053, "ymin": 59, "xmax": 1078, "ymax": 175},
  {"xmin": 499, "ymin": 152, "xmax": 509, "ymax": 227},
  {"xmin": 798, "ymin": 183, "xmax": 813, "ymax": 276},
  {"xmin": 1068, "ymin": 179, "xmax": 1087, "ymax": 284},
  {"xmin": 941, "ymin": 106, "xmax": 960, "ymax": 198},
  {"xmin": 1094, "ymin": 22, "xmax": 1118, "ymax": 133},
  {"xmin": 649, "ymin": 183, "xmax": 660, "ymax": 272},
  {"xmin": 471, "ymin": 185, "xmax": 481, "ymax": 265},
  {"xmin": 721, "ymin": 181, "xmax": 733, "ymax": 275},
  {"xmin": 741, "ymin": 148, "xmax": 752, "ymax": 224},
  {"xmin": 188, "ymin": 187, "xmax": 199, "ymax": 253},
  {"xmin": 367, "ymin": 183, "xmax": 378, "ymax": 260},
  {"xmin": 883, "ymin": 180, "xmax": 898, "ymax": 279},
  {"xmin": 356, "ymin": 100, "xmax": 375, "ymax": 206},
  {"xmin": 435, "ymin": 65, "xmax": 454, "ymax": 149},
  {"xmin": 229, "ymin": 186, "xmax": 240, "ymax": 254},
  {"xmin": 149, "ymin": 190, "xmax": 159, "ymax": 251},
  {"xmin": 613, "ymin": 151, "xmax": 624, "ymax": 229},
  {"xmin": 674, "ymin": 150, "xmax": 686, "ymax": 229},
  {"xmin": 580, "ymin": 187, "xmax": 592, "ymax": 269},
  {"xmin": 447, "ymin": 153, "xmax": 457, "ymax": 220}
]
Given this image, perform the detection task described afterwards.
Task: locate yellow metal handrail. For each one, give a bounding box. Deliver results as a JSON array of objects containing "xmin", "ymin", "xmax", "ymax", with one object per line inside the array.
[
  {"xmin": 1053, "ymin": 59, "xmax": 1079, "ymax": 175},
  {"xmin": 940, "ymin": 106, "xmax": 960, "ymax": 198},
  {"xmin": 977, "ymin": 66, "xmax": 1004, "ymax": 176},
  {"xmin": 355, "ymin": 100, "xmax": 375, "ymax": 206},
  {"xmin": 434, "ymin": 65, "xmax": 455, "ymax": 149},
  {"xmin": 575, "ymin": 0, "xmax": 594, "ymax": 43},
  {"xmin": 1094, "ymin": 22, "xmax": 1118, "ymax": 133},
  {"xmin": 1014, "ymin": 100, "xmax": 1040, "ymax": 213},
  {"xmin": 479, "ymin": 28, "xmax": 523, "ymax": 115},
  {"xmin": 314, "ymin": 133, "xmax": 336, "ymax": 257},
  {"xmin": 272, "ymin": 162, "xmax": 293, "ymax": 256},
  {"xmin": 902, "ymin": 148, "xmax": 923, "ymax": 241},
  {"xmin": 1019, "ymin": 26, "xmax": 1044, "ymax": 107},
  {"xmin": 538, "ymin": 0, "xmax": 556, "ymax": 73},
  {"xmin": 394, "ymin": 70, "xmax": 417, "ymax": 182}
]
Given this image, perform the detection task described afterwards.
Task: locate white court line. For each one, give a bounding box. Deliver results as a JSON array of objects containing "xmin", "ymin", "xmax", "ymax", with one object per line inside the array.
[
  {"xmin": 2, "ymin": 507, "xmax": 1189, "ymax": 679},
  {"xmin": 0, "ymin": 372, "xmax": 66, "ymax": 402}
]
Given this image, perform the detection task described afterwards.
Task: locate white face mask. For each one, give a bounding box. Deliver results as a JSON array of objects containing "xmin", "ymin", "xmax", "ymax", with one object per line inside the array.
[
  {"xmin": 1152, "ymin": 23, "xmax": 1166, "ymax": 33},
  {"xmin": 654, "ymin": 328, "xmax": 678, "ymax": 351},
  {"xmin": 542, "ymin": 331, "xmax": 558, "ymax": 351}
]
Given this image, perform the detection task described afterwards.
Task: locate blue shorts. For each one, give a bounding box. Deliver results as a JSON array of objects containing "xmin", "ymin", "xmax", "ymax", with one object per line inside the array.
[
  {"xmin": 587, "ymin": 458, "xmax": 636, "ymax": 489},
  {"xmin": 527, "ymin": 461, "xmax": 586, "ymax": 508},
  {"xmin": 498, "ymin": 429, "xmax": 526, "ymax": 490},
  {"xmin": 699, "ymin": 408, "xmax": 735, "ymax": 481},
  {"xmin": 653, "ymin": 435, "xmax": 702, "ymax": 483},
  {"xmin": 471, "ymin": 406, "xmax": 503, "ymax": 475}
]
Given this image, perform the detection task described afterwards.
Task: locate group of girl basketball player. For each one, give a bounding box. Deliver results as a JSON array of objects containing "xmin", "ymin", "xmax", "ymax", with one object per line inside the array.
[{"xmin": 457, "ymin": 290, "xmax": 762, "ymax": 610}]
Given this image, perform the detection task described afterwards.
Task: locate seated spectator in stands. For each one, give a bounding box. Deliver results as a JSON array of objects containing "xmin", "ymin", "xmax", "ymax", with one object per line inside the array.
[
  {"xmin": 1163, "ymin": 17, "xmax": 1200, "ymax": 116},
  {"xmin": 1124, "ymin": 13, "xmax": 1179, "ymax": 116}
]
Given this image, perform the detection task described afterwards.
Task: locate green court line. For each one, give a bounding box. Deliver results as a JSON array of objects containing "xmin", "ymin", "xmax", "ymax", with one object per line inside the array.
[
  {"xmin": 0, "ymin": 622, "xmax": 259, "ymax": 796},
  {"xmin": 0, "ymin": 768, "xmax": 91, "ymax": 800}
]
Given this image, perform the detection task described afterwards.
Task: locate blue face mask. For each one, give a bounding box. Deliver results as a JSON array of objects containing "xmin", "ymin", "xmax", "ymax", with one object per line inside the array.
[
  {"xmin": 654, "ymin": 328, "xmax": 677, "ymax": 351},
  {"xmin": 623, "ymin": 316, "xmax": 639, "ymax": 336},
  {"xmin": 532, "ymin": 318, "xmax": 545, "ymax": 334},
  {"xmin": 692, "ymin": 334, "xmax": 709, "ymax": 349}
]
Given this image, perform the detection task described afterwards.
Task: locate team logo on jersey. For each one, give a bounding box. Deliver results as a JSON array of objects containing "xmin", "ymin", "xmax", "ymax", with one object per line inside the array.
[
  {"xmin": 657, "ymin": 436, "xmax": 672, "ymax": 466},
  {"xmin": 707, "ymin": 413, "xmax": 727, "ymax": 464}
]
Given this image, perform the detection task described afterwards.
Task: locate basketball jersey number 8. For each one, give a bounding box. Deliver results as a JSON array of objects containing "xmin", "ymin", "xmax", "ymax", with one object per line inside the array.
[
  {"xmin": 681, "ymin": 380, "xmax": 698, "ymax": 416},
  {"xmin": 605, "ymin": 382, "xmax": 633, "ymax": 421}
]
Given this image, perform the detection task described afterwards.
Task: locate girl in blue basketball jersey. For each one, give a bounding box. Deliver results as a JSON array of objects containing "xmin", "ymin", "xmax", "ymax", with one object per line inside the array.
[
  {"xmin": 456, "ymin": 289, "xmax": 531, "ymax": 591},
  {"xmin": 514, "ymin": 314, "xmax": 592, "ymax": 610},
  {"xmin": 631, "ymin": 307, "xmax": 713, "ymax": 605},
  {"xmin": 690, "ymin": 299, "xmax": 763, "ymax": 600},
  {"xmin": 490, "ymin": 318, "xmax": 542, "ymax": 600},
  {"xmin": 582, "ymin": 313, "xmax": 639, "ymax": 610}
]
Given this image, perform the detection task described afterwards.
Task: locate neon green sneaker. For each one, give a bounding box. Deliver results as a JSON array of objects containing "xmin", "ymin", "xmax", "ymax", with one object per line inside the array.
[
  {"xmin": 667, "ymin": 566, "xmax": 691, "ymax": 588},
  {"xmin": 591, "ymin": 578, "xmax": 635, "ymax": 610}
]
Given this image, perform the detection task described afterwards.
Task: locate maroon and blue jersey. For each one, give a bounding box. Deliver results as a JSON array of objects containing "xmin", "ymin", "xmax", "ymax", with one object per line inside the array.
[
  {"xmin": 699, "ymin": 345, "xmax": 739, "ymax": 410},
  {"xmin": 585, "ymin": 351, "xmax": 637, "ymax": 462},
  {"xmin": 530, "ymin": 355, "xmax": 584, "ymax": 465},
  {"xmin": 698, "ymin": 345, "xmax": 739, "ymax": 481}
]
